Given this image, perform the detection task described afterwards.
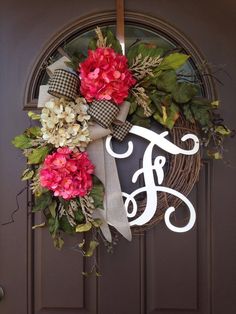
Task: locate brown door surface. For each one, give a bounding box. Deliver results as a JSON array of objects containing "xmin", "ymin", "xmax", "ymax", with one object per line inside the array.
[{"xmin": 1, "ymin": 1, "xmax": 236, "ymax": 314}]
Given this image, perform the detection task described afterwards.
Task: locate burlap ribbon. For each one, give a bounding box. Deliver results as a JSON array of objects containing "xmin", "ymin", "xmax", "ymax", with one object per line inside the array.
[{"xmin": 37, "ymin": 55, "xmax": 132, "ymax": 242}]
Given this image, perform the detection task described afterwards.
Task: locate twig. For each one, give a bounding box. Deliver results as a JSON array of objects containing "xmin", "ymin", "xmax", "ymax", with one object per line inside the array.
[{"xmin": 1, "ymin": 186, "xmax": 27, "ymax": 226}]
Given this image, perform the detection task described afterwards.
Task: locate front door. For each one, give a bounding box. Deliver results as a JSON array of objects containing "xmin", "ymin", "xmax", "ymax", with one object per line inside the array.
[{"xmin": 1, "ymin": 1, "xmax": 235, "ymax": 314}]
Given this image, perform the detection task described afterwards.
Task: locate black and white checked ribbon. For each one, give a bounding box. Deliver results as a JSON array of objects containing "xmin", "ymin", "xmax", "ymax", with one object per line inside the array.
[
  {"xmin": 88, "ymin": 100, "xmax": 132, "ymax": 141},
  {"xmin": 48, "ymin": 69, "xmax": 79, "ymax": 101}
]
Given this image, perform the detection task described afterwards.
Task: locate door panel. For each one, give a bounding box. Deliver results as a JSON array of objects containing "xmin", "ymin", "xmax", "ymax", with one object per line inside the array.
[{"xmin": 1, "ymin": 1, "xmax": 235, "ymax": 314}]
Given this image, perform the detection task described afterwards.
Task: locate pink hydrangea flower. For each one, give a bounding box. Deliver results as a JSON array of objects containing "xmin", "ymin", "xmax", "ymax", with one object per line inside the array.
[
  {"xmin": 79, "ymin": 47, "xmax": 136, "ymax": 105},
  {"xmin": 39, "ymin": 147, "xmax": 94, "ymax": 199}
]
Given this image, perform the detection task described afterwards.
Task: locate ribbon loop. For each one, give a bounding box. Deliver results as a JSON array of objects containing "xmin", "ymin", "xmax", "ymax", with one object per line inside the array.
[
  {"xmin": 88, "ymin": 100, "xmax": 120, "ymax": 129},
  {"xmin": 112, "ymin": 120, "xmax": 133, "ymax": 141},
  {"xmin": 88, "ymin": 100, "xmax": 132, "ymax": 141},
  {"xmin": 48, "ymin": 69, "xmax": 79, "ymax": 101}
]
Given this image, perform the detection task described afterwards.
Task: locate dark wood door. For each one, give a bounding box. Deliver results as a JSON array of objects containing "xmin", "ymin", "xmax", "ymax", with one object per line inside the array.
[{"xmin": 1, "ymin": 1, "xmax": 236, "ymax": 314}]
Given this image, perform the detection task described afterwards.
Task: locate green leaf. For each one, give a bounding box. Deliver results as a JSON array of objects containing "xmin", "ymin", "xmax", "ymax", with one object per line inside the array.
[
  {"xmin": 90, "ymin": 176, "xmax": 105, "ymax": 209},
  {"xmin": 128, "ymin": 101, "xmax": 137, "ymax": 115},
  {"xmin": 48, "ymin": 216, "xmax": 60, "ymax": 237},
  {"xmin": 172, "ymin": 82, "xmax": 198, "ymax": 104},
  {"xmin": 127, "ymin": 43, "xmax": 164, "ymax": 64},
  {"xmin": 156, "ymin": 70, "xmax": 177, "ymax": 92},
  {"xmin": 159, "ymin": 53, "xmax": 189, "ymax": 70},
  {"xmin": 183, "ymin": 104, "xmax": 195, "ymax": 123},
  {"xmin": 76, "ymin": 222, "xmax": 92, "ymax": 233},
  {"xmin": 149, "ymin": 91, "xmax": 162, "ymax": 112},
  {"xmin": 74, "ymin": 209, "xmax": 85, "ymax": 223},
  {"xmin": 131, "ymin": 114, "xmax": 151, "ymax": 128},
  {"xmin": 153, "ymin": 102, "xmax": 179, "ymax": 129},
  {"xmin": 32, "ymin": 192, "xmax": 52, "ymax": 212},
  {"xmin": 28, "ymin": 111, "xmax": 40, "ymax": 120},
  {"xmin": 84, "ymin": 240, "xmax": 99, "ymax": 257},
  {"xmin": 191, "ymin": 104, "xmax": 210, "ymax": 126},
  {"xmin": 105, "ymin": 29, "xmax": 122, "ymax": 54},
  {"xmin": 191, "ymin": 98, "xmax": 211, "ymax": 107},
  {"xmin": 215, "ymin": 126, "xmax": 231, "ymax": 136},
  {"xmin": 25, "ymin": 126, "xmax": 41, "ymax": 138},
  {"xmin": 88, "ymin": 38, "xmax": 97, "ymax": 51},
  {"xmin": 59, "ymin": 216, "xmax": 75, "ymax": 233},
  {"xmin": 12, "ymin": 134, "xmax": 32, "ymax": 149},
  {"xmin": 27, "ymin": 146, "xmax": 50, "ymax": 164},
  {"xmin": 21, "ymin": 168, "xmax": 34, "ymax": 181},
  {"xmin": 136, "ymin": 106, "xmax": 147, "ymax": 118},
  {"xmin": 49, "ymin": 201, "xmax": 57, "ymax": 218}
]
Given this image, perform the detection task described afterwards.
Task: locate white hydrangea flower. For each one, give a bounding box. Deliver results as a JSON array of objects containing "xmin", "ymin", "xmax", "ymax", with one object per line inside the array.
[{"xmin": 40, "ymin": 97, "xmax": 91, "ymax": 151}]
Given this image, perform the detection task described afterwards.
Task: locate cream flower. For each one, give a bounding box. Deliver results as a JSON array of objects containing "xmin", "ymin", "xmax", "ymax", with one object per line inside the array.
[{"xmin": 40, "ymin": 98, "xmax": 91, "ymax": 151}]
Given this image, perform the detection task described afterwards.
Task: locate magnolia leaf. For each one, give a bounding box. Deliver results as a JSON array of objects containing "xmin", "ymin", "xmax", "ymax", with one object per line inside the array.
[
  {"xmin": 131, "ymin": 114, "xmax": 151, "ymax": 128},
  {"xmin": 129, "ymin": 101, "xmax": 137, "ymax": 115},
  {"xmin": 84, "ymin": 240, "xmax": 99, "ymax": 257},
  {"xmin": 27, "ymin": 146, "xmax": 50, "ymax": 164},
  {"xmin": 28, "ymin": 111, "xmax": 40, "ymax": 120},
  {"xmin": 25, "ymin": 126, "xmax": 41, "ymax": 138},
  {"xmin": 21, "ymin": 168, "xmax": 34, "ymax": 181},
  {"xmin": 191, "ymin": 105, "xmax": 210, "ymax": 126},
  {"xmin": 76, "ymin": 222, "xmax": 92, "ymax": 233},
  {"xmin": 215, "ymin": 126, "xmax": 231, "ymax": 136},
  {"xmin": 32, "ymin": 222, "xmax": 46, "ymax": 230},
  {"xmin": 127, "ymin": 43, "xmax": 164, "ymax": 64},
  {"xmin": 12, "ymin": 134, "xmax": 32, "ymax": 149},
  {"xmin": 90, "ymin": 176, "xmax": 105, "ymax": 209},
  {"xmin": 49, "ymin": 201, "xmax": 57, "ymax": 218},
  {"xmin": 165, "ymin": 103, "xmax": 180, "ymax": 129},
  {"xmin": 172, "ymin": 82, "xmax": 198, "ymax": 104},
  {"xmin": 153, "ymin": 103, "xmax": 179, "ymax": 129},
  {"xmin": 149, "ymin": 92, "xmax": 162, "ymax": 112},
  {"xmin": 183, "ymin": 104, "xmax": 195, "ymax": 123},
  {"xmin": 32, "ymin": 192, "xmax": 52, "ymax": 212},
  {"xmin": 159, "ymin": 53, "xmax": 189, "ymax": 70},
  {"xmin": 191, "ymin": 98, "xmax": 211, "ymax": 107},
  {"xmin": 156, "ymin": 70, "xmax": 177, "ymax": 92},
  {"xmin": 48, "ymin": 216, "xmax": 60, "ymax": 239}
]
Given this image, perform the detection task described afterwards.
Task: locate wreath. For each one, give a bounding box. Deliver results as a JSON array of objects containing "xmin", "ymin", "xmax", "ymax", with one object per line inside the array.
[{"xmin": 12, "ymin": 27, "xmax": 232, "ymax": 269}]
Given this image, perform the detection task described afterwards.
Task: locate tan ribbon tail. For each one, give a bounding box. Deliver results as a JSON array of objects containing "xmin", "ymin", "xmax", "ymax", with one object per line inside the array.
[
  {"xmin": 37, "ymin": 85, "xmax": 52, "ymax": 108},
  {"xmin": 87, "ymin": 139, "xmax": 112, "ymax": 242},
  {"xmin": 115, "ymin": 101, "xmax": 131, "ymax": 124},
  {"xmin": 46, "ymin": 56, "xmax": 72, "ymax": 77},
  {"xmin": 88, "ymin": 124, "xmax": 111, "ymax": 141},
  {"xmin": 104, "ymin": 145, "xmax": 132, "ymax": 241},
  {"xmin": 87, "ymin": 139, "xmax": 132, "ymax": 242}
]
